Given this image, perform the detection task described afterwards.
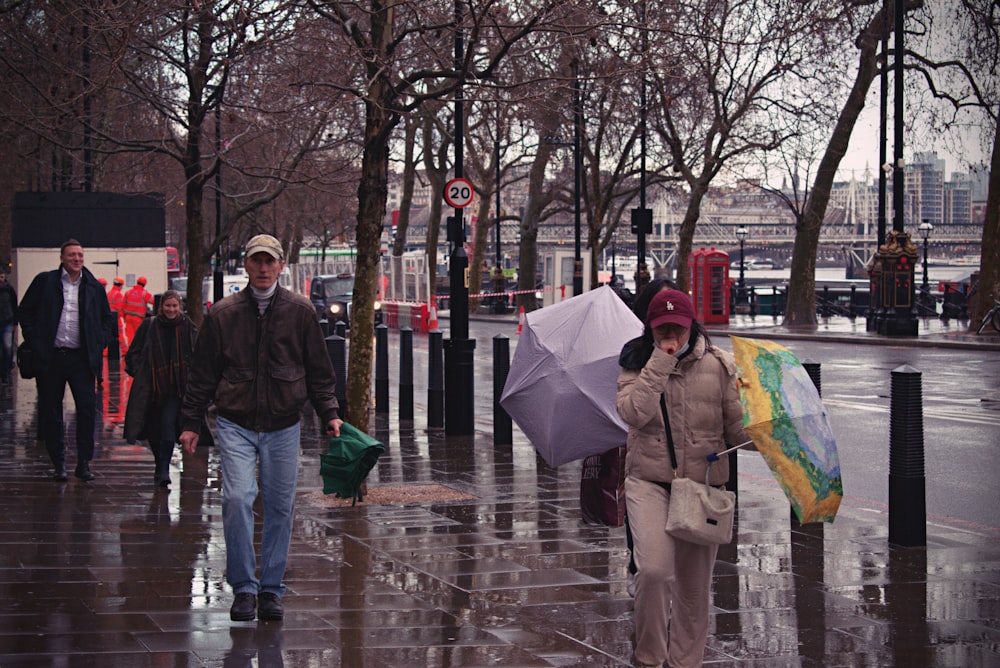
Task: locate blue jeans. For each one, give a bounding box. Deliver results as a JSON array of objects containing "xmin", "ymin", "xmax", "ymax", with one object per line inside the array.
[{"xmin": 216, "ymin": 416, "xmax": 300, "ymax": 598}]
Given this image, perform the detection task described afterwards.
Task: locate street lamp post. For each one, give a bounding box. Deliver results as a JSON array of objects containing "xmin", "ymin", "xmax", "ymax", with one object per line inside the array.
[
  {"xmin": 572, "ymin": 58, "xmax": 583, "ymax": 297},
  {"xmin": 736, "ymin": 226, "xmax": 748, "ymax": 306},
  {"xmin": 212, "ymin": 86, "xmax": 224, "ymax": 305},
  {"xmin": 444, "ymin": 0, "xmax": 475, "ymax": 436},
  {"xmin": 918, "ymin": 220, "xmax": 933, "ymax": 312},
  {"xmin": 493, "ymin": 104, "xmax": 506, "ymax": 314}
]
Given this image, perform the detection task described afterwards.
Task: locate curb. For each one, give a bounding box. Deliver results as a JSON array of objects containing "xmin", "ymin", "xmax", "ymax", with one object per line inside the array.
[{"xmin": 438, "ymin": 312, "xmax": 1000, "ymax": 351}]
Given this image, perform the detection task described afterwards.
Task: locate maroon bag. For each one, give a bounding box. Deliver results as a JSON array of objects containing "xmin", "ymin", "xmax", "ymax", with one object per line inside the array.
[{"xmin": 579, "ymin": 445, "xmax": 627, "ymax": 527}]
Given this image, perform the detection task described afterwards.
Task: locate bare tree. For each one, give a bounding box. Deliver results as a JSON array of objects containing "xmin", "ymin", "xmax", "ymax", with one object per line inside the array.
[
  {"xmin": 306, "ymin": 0, "xmax": 572, "ymax": 427},
  {"xmin": 906, "ymin": 0, "xmax": 999, "ymax": 330},
  {"xmin": 419, "ymin": 100, "xmax": 452, "ymax": 305},
  {"xmin": 390, "ymin": 115, "xmax": 421, "ymax": 257},
  {"xmin": 0, "ymin": 2, "xmax": 355, "ymax": 324},
  {"xmin": 647, "ymin": 0, "xmax": 849, "ymax": 293},
  {"xmin": 784, "ymin": 1, "xmax": 927, "ymax": 325},
  {"xmin": 463, "ymin": 85, "xmax": 533, "ymax": 306}
]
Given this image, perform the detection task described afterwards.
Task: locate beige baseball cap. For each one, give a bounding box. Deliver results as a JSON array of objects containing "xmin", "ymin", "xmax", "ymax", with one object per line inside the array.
[{"xmin": 245, "ymin": 234, "xmax": 283, "ymax": 260}]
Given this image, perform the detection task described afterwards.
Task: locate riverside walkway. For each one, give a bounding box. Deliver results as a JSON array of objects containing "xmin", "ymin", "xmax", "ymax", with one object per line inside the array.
[{"xmin": 0, "ymin": 314, "xmax": 997, "ymax": 666}]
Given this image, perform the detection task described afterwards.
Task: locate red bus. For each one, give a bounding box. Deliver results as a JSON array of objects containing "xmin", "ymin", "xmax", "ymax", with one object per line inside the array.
[{"xmin": 166, "ymin": 246, "xmax": 182, "ymax": 277}]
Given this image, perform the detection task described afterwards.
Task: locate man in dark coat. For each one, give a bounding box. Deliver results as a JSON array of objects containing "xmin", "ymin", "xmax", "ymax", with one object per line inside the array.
[
  {"xmin": 0, "ymin": 269, "xmax": 17, "ymax": 382},
  {"xmin": 19, "ymin": 239, "xmax": 116, "ymax": 481}
]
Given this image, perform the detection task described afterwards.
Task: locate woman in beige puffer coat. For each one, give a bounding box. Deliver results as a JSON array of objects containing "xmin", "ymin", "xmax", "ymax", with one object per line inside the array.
[{"xmin": 617, "ymin": 288, "xmax": 750, "ymax": 668}]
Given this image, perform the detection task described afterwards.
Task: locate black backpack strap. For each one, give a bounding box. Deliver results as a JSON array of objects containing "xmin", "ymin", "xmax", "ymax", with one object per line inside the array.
[{"xmin": 659, "ymin": 393, "xmax": 679, "ymax": 477}]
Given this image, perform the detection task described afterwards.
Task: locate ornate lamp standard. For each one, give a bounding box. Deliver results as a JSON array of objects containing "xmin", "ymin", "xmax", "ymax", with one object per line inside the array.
[
  {"xmin": 918, "ymin": 220, "xmax": 933, "ymax": 312},
  {"xmin": 735, "ymin": 226, "xmax": 748, "ymax": 305}
]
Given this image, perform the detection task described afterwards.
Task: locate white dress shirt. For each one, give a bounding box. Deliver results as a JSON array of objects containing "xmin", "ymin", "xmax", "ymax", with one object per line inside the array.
[{"xmin": 54, "ymin": 268, "xmax": 82, "ymax": 349}]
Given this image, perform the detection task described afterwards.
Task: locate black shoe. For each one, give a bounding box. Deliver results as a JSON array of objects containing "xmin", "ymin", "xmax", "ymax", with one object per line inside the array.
[
  {"xmin": 75, "ymin": 462, "xmax": 95, "ymax": 482},
  {"xmin": 258, "ymin": 592, "xmax": 284, "ymax": 621},
  {"xmin": 230, "ymin": 593, "xmax": 257, "ymax": 621},
  {"xmin": 53, "ymin": 467, "xmax": 68, "ymax": 482}
]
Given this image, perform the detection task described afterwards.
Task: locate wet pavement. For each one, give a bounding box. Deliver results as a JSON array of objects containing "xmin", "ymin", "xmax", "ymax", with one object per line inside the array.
[{"xmin": 1, "ymin": 314, "xmax": 999, "ymax": 667}]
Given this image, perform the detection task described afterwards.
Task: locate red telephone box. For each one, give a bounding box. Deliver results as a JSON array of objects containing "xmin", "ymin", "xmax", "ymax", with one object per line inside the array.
[{"xmin": 688, "ymin": 247, "xmax": 731, "ymax": 324}]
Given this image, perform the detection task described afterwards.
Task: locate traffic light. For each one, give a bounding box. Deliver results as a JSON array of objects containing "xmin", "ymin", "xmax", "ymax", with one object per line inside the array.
[
  {"xmin": 447, "ymin": 215, "xmax": 465, "ymax": 243},
  {"xmin": 631, "ymin": 208, "xmax": 652, "ymax": 234}
]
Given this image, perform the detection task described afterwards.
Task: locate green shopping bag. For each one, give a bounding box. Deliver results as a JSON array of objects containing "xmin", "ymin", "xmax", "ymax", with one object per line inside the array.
[{"xmin": 319, "ymin": 422, "xmax": 385, "ymax": 504}]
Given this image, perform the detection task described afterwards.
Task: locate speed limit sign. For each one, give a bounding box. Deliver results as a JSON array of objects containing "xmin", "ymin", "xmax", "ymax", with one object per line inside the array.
[{"xmin": 444, "ymin": 177, "xmax": 474, "ymax": 209}]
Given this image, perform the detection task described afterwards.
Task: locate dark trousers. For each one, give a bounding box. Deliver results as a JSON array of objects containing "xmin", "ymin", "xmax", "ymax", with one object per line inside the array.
[
  {"xmin": 0, "ymin": 323, "xmax": 13, "ymax": 379},
  {"xmin": 38, "ymin": 348, "xmax": 97, "ymax": 468},
  {"xmin": 148, "ymin": 396, "xmax": 181, "ymax": 480}
]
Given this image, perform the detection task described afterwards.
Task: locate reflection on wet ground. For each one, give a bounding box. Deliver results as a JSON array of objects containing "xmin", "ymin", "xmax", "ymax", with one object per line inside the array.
[{"xmin": 0, "ymin": 362, "xmax": 998, "ymax": 667}]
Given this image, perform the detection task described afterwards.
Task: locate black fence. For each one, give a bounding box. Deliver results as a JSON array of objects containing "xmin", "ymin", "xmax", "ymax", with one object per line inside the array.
[{"xmin": 732, "ymin": 282, "xmax": 971, "ymax": 321}]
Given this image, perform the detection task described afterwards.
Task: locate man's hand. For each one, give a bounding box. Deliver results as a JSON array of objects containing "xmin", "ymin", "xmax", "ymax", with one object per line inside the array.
[
  {"xmin": 326, "ymin": 418, "xmax": 343, "ymax": 437},
  {"xmin": 179, "ymin": 430, "xmax": 200, "ymax": 454}
]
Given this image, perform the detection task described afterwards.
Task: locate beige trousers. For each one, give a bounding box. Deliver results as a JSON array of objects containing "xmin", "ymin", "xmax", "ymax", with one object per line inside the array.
[{"xmin": 625, "ymin": 476, "xmax": 719, "ymax": 668}]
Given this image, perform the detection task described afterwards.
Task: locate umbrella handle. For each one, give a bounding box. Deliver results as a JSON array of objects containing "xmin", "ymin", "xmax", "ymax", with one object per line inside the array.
[{"xmin": 707, "ymin": 440, "xmax": 755, "ymax": 462}]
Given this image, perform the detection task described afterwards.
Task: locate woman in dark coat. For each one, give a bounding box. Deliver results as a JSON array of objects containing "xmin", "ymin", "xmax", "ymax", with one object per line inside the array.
[{"xmin": 124, "ymin": 290, "xmax": 197, "ymax": 488}]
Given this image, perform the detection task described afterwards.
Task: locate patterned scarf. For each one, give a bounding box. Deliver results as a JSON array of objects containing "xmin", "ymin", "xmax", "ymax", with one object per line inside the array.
[{"xmin": 148, "ymin": 313, "xmax": 189, "ymax": 402}]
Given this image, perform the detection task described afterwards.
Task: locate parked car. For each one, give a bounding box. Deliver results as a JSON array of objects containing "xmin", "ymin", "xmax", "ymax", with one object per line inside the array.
[
  {"xmin": 309, "ymin": 273, "xmax": 382, "ymax": 329},
  {"xmin": 169, "ymin": 274, "xmax": 247, "ymax": 310},
  {"xmin": 169, "ymin": 270, "xmax": 291, "ymax": 311}
]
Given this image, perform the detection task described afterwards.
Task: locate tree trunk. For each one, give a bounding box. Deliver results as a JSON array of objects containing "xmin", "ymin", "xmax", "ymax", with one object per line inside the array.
[
  {"xmin": 423, "ymin": 168, "xmax": 446, "ymax": 306},
  {"xmin": 674, "ymin": 181, "xmax": 708, "ymax": 293},
  {"xmin": 516, "ymin": 145, "xmax": 556, "ymax": 312},
  {"xmin": 392, "ymin": 117, "xmax": 418, "ymax": 256},
  {"xmin": 970, "ymin": 108, "xmax": 999, "ymax": 329},
  {"xmin": 469, "ymin": 184, "xmax": 494, "ymax": 304},
  {"xmin": 785, "ymin": 5, "xmax": 888, "ymax": 327},
  {"xmin": 182, "ymin": 124, "xmax": 207, "ymax": 326},
  {"xmin": 346, "ymin": 94, "xmax": 394, "ymax": 430}
]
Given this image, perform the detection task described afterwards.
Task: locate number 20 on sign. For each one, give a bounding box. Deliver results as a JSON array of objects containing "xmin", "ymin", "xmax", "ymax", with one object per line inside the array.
[{"xmin": 444, "ymin": 177, "xmax": 474, "ymax": 209}]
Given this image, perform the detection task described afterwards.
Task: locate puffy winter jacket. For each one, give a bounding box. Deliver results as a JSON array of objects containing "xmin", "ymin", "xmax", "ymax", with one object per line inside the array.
[{"xmin": 616, "ymin": 333, "xmax": 749, "ymax": 487}]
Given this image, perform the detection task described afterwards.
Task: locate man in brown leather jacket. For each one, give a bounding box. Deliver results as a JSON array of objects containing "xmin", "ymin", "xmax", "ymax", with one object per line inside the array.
[{"xmin": 179, "ymin": 234, "xmax": 342, "ymax": 623}]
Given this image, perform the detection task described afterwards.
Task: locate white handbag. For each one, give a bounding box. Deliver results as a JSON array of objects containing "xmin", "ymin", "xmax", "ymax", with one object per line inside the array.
[
  {"xmin": 659, "ymin": 394, "xmax": 736, "ymax": 546},
  {"xmin": 664, "ymin": 467, "xmax": 736, "ymax": 546}
]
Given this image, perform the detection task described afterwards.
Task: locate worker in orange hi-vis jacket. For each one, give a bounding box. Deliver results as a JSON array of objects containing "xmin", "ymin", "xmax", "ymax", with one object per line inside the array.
[
  {"xmin": 107, "ymin": 277, "xmax": 127, "ymax": 355},
  {"xmin": 122, "ymin": 276, "xmax": 153, "ymax": 353}
]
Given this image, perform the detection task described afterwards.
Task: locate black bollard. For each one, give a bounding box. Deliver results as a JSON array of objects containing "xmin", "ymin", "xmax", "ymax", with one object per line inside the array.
[
  {"xmin": 375, "ymin": 324, "xmax": 389, "ymax": 416},
  {"xmin": 335, "ymin": 321, "xmax": 347, "ymax": 338},
  {"xmin": 888, "ymin": 365, "xmax": 926, "ymax": 547},
  {"xmin": 444, "ymin": 338, "xmax": 477, "ymax": 435},
  {"xmin": 325, "ymin": 334, "xmax": 347, "ymax": 419},
  {"xmin": 493, "ymin": 335, "xmax": 513, "ymax": 446},
  {"xmin": 802, "ymin": 361, "xmax": 821, "ymax": 397},
  {"xmin": 399, "ymin": 327, "xmax": 414, "ymax": 421},
  {"xmin": 427, "ymin": 329, "xmax": 445, "ymax": 430}
]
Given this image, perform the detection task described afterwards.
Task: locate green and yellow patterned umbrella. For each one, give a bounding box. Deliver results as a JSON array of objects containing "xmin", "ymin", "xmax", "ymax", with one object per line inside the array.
[{"xmin": 731, "ymin": 336, "xmax": 843, "ymax": 523}]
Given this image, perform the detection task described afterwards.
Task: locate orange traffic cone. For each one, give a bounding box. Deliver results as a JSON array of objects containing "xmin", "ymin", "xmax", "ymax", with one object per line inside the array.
[
  {"xmin": 516, "ymin": 305, "xmax": 525, "ymax": 335},
  {"xmin": 427, "ymin": 302, "xmax": 439, "ymax": 331}
]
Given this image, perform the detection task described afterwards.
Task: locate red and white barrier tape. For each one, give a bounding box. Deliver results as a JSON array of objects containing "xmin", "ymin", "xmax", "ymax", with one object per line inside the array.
[{"xmin": 434, "ymin": 285, "xmax": 565, "ymax": 301}]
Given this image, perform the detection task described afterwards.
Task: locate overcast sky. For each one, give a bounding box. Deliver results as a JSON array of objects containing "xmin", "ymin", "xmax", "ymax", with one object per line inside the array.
[{"xmin": 837, "ymin": 118, "xmax": 988, "ymax": 183}]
